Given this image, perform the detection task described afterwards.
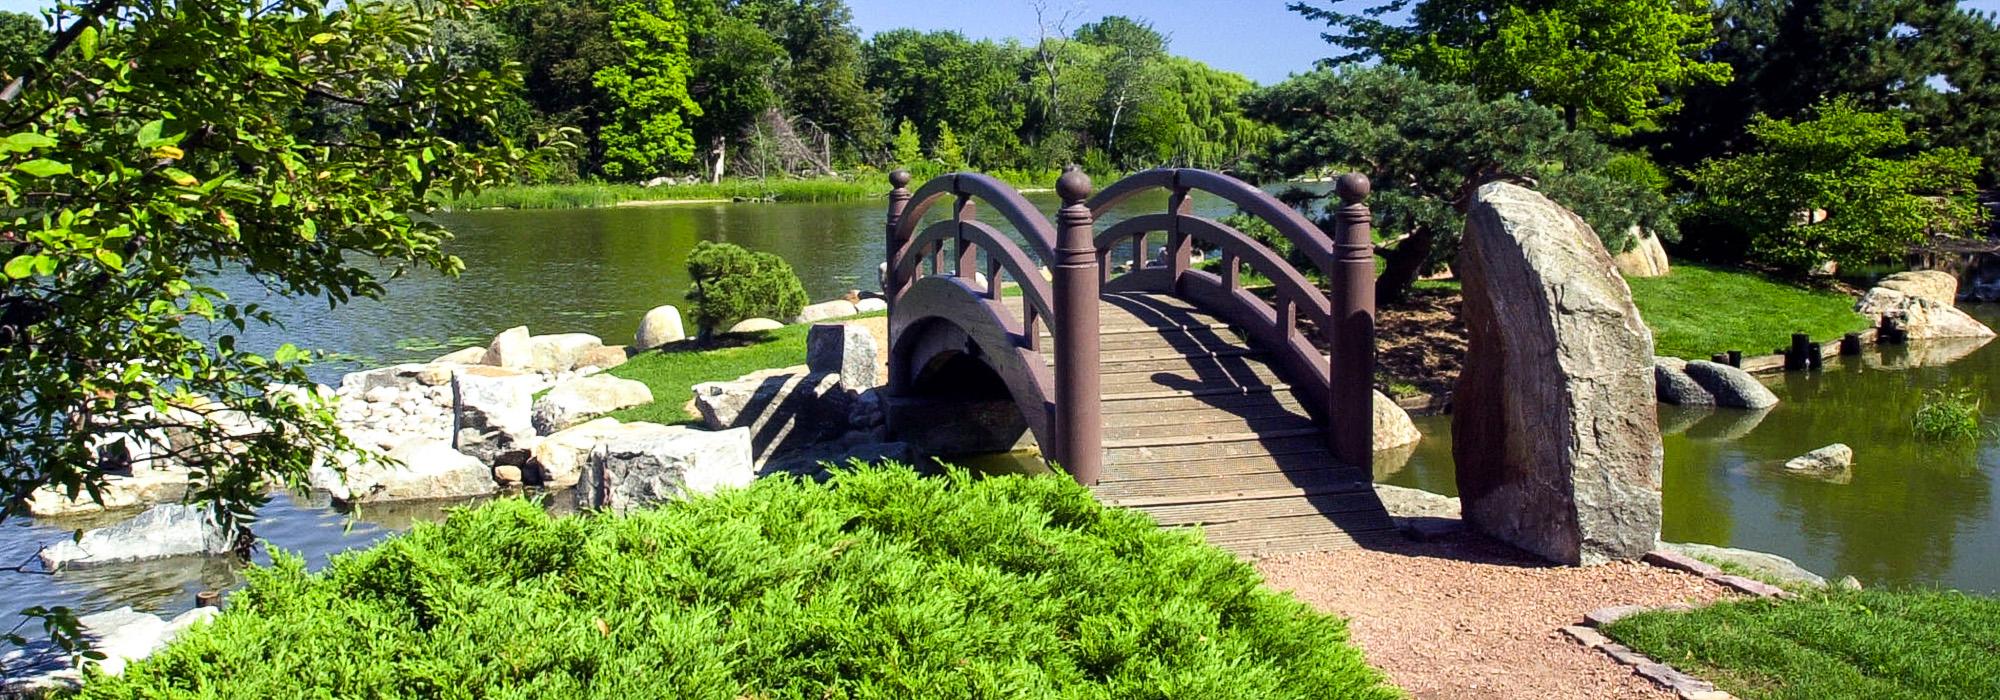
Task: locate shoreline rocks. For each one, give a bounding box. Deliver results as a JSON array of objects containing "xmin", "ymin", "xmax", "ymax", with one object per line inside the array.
[
  {"xmin": 1855, "ymin": 286, "xmax": 1995, "ymax": 340},
  {"xmin": 38, "ymin": 504, "xmax": 240, "ymax": 571}
]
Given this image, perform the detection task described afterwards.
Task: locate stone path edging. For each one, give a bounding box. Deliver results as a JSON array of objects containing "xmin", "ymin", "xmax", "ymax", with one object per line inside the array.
[{"xmin": 1561, "ymin": 547, "xmax": 1799, "ymax": 700}]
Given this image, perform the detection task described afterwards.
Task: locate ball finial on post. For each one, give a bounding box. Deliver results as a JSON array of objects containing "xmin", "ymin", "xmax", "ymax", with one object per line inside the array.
[
  {"xmin": 889, "ymin": 169, "xmax": 912, "ymax": 190},
  {"xmin": 1336, "ymin": 172, "xmax": 1371, "ymax": 204},
  {"xmin": 1057, "ymin": 166, "xmax": 1093, "ymax": 205}
]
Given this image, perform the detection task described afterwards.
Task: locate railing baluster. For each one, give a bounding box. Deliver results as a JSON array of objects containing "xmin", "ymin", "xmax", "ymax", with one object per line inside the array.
[
  {"xmin": 1053, "ymin": 168, "xmax": 1101, "ymax": 486},
  {"xmin": 986, "ymin": 256, "xmax": 1002, "ymax": 301},
  {"xmin": 1221, "ymin": 251, "xmax": 1240, "ymax": 291},
  {"xmin": 1166, "ymin": 185, "xmax": 1192, "ymax": 289},
  {"xmin": 1328, "ymin": 174, "xmax": 1376, "ymax": 470},
  {"xmin": 885, "ymin": 170, "xmax": 912, "ymax": 394}
]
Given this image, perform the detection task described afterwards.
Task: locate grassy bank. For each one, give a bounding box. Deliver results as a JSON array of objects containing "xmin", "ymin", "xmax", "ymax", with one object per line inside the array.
[
  {"xmin": 449, "ymin": 169, "xmax": 1073, "ymax": 210},
  {"xmin": 1627, "ymin": 263, "xmax": 1871, "ymax": 359},
  {"xmin": 601, "ymin": 313, "xmax": 883, "ymax": 425},
  {"xmin": 1603, "ymin": 587, "xmax": 2000, "ymax": 700},
  {"xmin": 85, "ymin": 467, "xmax": 1398, "ymax": 698}
]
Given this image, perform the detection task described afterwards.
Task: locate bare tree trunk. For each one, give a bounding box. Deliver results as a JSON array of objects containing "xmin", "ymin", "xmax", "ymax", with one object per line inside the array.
[
  {"xmin": 1375, "ymin": 225, "xmax": 1437, "ymax": 304},
  {"xmin": 709, "ymin": 137, "xmax": 726, "ymax": 184},
  {"xmin": 1107, "ymin": 101, "xmax": 1125, "ymax": 153}
]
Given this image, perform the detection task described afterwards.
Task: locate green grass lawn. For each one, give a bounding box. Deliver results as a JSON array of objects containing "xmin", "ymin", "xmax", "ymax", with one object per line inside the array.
[
  {"xmin": 1626, "ymin": 263, "xmax": 1870, "ymax": 360},
  {"xmin": 84, "ymin": 467, "xmax": 1399, "ymax": 698},
  {"xmin": 601, "ymin": 312, "xmax": 883, "ymax": 425},
  {"xmin": 1603, "ymin": 588, "xmax": 2000, "ymax": 700}
]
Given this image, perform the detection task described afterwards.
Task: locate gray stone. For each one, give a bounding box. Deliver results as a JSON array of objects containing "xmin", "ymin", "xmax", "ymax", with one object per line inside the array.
[
  {"xmin": 1452, "ymin": 181, "xmax": 1663, "ymax": 566},
  {"xmin": 1584, "ymin": 604, "xmax": 1649, "ymax": 627},
  {"xmin": 451, "ymin": 367, "xmax": 540, "ymax": 464},
  {"xmin": 25, "ymin": 461, "xmax": 192, "ymax": 517},
  {"xmin": 432, "ymin": 346, "xmax": 488, "ymax": 365},
  {"xmin": 339, "ymin": 363, "xmax": 442, "ymax": 395},
  {"xmin": 1561, "ymin": 624, "xmax": 1612, "ymax": 648},
  {"xmin": 1856, "ymin": 286, "xmax": 1996, "ymax": 340},
  {"xmin": 0, "ymin": 606, "xmax": 219, "ymax": 694},
  {"xmin": 854, "ymin": 297, "xmax": 887, "ymax": 313},
  {"xmin": 795, "ymin": 299, "xmax": 859, "ymax": 324},
  {"xmin": 1712, "ymin": 573, "xmax": 1790, "ymax": 598},
  {"xmin": 634, "ymin": 305, "xmax": 687, "ymax": 350},
  {"xmin": 1782, "ymin": 443, "xmax": 1853, "ymax": 476},
  {"xmin": 531, "ymin": 374, "xmax": 654, "ymax": 434},
  {"xmin": 1683, "ymin": 361, "xmax": 1779, "ymax": 410},
  {"xmin": 576, "ymin": 427, "xmax": 753, "ymax": 513},
  {"xmin": 518, "ymin": 333, "xmax": 607, "ymax": 373},
  {"xmin": 336, "ymin": 440, "xmax": 497, "ymax": 504},
  {"xmin": 727, "ymin": 317, "xmax": 785, "ymax": 334},
  {"xmin": 1664, "ymin": 541, "xmax": 1827, "ymax": 588},
  {"xmin": 1654, "ymin": 357, "xmax": 1714, "ymax": 406},
  {"xmin": 481, "ymin": 325, "xmax": 531, "ymax": 367},
  {"xmin": 38, "ymin": 504, "xmax": 237, "ymax": 570},
  {"xmin": 1837, "ymin": 575, "xmax": 1863, "ymax": 590},
  {"xmin": 1878, "ymin": 270, "xmax": 1957, "ymax": 305},
  {"xmin": 848, "ymin": 388, "xmax": 886, "ymax": 431},
  {"xmin": 493, "ymin": 464, "xmax": 524, "ymax": 485},
  {"xmin": 1643, "ymin": 548, "xmax": 1724, "ymax": 578},
  {"xmin": 1373, "ymin": 389, "xmax": 1420, "ymax": 451},
  {"xmin": 1611, "ymin": 227, "xmax": 1671, "ymax": 278},
  {"xmin": 692, "ymin": 367, "xmax": 854, "ymax": 463},
  {"xmin": 1372, "ymin": 484, "xmax": 1460, "ymax": 519},
  {"xmin": 575, "ymin": 345, "xmax": 630, "ymax": 371},
  {"xmin": 807, "ymin": 323, "xmax": 879, "ymax": 391},
  {"xmin": 531, "ymin": 418, "xmax": 678, "ymax": 488}
]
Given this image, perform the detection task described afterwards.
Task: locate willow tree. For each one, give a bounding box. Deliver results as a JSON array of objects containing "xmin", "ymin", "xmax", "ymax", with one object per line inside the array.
[{"xmin": 0, "ymin": 0, "xmax": 550, "ymax": 526}]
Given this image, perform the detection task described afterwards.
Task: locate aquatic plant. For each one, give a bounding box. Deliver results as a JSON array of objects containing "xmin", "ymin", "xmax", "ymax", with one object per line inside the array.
[
  {"xmin": 81, "ymin": 467, "xmax": 1397, "ymax": 698},
  {"xmin": 1912, "ymin": 387, "xmax": 1985, "ymax": 443}
]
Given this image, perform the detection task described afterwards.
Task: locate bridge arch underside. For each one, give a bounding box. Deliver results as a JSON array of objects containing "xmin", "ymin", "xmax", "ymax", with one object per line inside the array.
[{"xmin": 888, "ymin": 276, "xmax": 1056, "ymax": 460}]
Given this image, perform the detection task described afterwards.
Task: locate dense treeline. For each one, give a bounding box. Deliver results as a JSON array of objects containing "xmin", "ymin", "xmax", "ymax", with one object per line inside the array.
[{"xmin": 216, "ymin": 0, "xmax": 1269, "ymax": 183}]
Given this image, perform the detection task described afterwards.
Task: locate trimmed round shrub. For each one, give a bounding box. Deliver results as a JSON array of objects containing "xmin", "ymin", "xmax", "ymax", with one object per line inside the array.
[
  {"xmin": 685, "ymin": 240, "xmax": 809, "ymax": 336},
  {"xmin": 82, "ymin": 466, "xmax": 1397, "ymax": 698}
]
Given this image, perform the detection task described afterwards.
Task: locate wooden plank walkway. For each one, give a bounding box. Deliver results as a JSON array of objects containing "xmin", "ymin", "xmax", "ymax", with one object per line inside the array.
[{"xmin": 1007, "ymin": 291, "xmax": 1399, "ymax": 556}]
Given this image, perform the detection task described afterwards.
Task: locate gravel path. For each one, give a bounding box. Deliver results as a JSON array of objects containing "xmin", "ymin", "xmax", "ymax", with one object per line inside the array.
[{"xmin": 1257, "ymin": 532, "xmax": 1735, "ymax": 699}]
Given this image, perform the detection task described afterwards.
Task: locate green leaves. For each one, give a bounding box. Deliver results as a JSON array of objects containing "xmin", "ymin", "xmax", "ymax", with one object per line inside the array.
[
  {"xmin": 0, "ymin": 132, "xmax": 56, "ymax": 152},
  {"xmin": 13, "ymin": 158, "xmax": 69, "ymax": 177}
]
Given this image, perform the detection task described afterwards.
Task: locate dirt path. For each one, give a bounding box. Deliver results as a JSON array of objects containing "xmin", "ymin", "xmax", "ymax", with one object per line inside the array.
[{"xmin": 1256, "ymin": 533, "xmax": 1735, "ymax": 700}]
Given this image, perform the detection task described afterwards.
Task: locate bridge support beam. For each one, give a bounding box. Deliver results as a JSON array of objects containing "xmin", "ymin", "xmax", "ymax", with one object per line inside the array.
[
  {"xmin": 1053, "ymin": 168, "xmax": 1103, "ymax": 485},
  {"xmin": 1328, "ymin": 173, "xmax": 1376, "ymax": 470}
]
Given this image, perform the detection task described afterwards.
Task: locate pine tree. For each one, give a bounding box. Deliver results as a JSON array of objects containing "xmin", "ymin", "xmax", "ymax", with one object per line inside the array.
[
  {"xmin": 891, "ymin": 119, "xmax": 922, "ymax": 170},
  {"xmin": 932, "ymin": 121, "xmax": 967, "ymax": 171}
]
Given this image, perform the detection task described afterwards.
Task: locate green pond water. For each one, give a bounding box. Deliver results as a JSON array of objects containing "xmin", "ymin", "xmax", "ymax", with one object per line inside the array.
[
  {"xmin": 3, "ymin": 195, "xmax": 1996, "ymax": 627},
  {"xmin": 1381, "ymin": 313, "xmax": 2000, "ymax": 593}
]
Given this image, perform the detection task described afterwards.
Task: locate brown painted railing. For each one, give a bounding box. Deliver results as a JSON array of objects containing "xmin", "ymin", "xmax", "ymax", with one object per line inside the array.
[{"xmin": 1086, "ymin": 169, "xmax": 1376, "ymax": 469}]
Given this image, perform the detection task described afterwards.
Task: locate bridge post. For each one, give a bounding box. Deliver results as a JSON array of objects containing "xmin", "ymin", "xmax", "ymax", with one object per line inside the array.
[
  {"xmin": 1328, "ymin": 173, "xmax": 1377, "ymax": 470},
  {"xmin": 1053, "ymin": 167, "xmax": 1103, "ymax": 485},
  {"xmin": 885, "ymin": 169, "xmax": 913, "ymax": 393}
]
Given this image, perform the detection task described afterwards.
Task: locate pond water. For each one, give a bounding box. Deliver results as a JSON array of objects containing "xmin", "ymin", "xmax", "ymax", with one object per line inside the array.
[
  {"xmin": 1380, "ymin": 308, "xmax": 2000, "ymax": 593},
  {"xmin": 4, "ymin": 194, "xmax": 1997, "ymax": 630}
]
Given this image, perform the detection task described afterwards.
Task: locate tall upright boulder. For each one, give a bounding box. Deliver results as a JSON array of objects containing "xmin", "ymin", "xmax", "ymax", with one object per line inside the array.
[{"xmin": 1452, "ymin": 182, "xmax": 1663, "ymax": 566}]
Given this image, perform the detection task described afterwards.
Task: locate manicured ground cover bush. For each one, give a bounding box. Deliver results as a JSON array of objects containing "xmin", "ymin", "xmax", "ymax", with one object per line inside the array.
[
  {"xmin": 1603, "ymin": 588, "xmax": 2000, "ymax": 700},
  {"xmin": 600, "ymin": 313, "xmax": 882, "ymax": 426},
  {"xmin": 1625, "ymin": 263, "xmax": 1870, "ymax": 359},
  {"xmin": 80, "ymin": 467, "xmax": 1398, "ymax": 699}
]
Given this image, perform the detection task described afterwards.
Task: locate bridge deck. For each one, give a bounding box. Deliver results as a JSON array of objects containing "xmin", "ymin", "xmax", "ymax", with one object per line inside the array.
[{"xmin": 1007, "ymin": 291, "xmax": 1399, "ymax": 556}]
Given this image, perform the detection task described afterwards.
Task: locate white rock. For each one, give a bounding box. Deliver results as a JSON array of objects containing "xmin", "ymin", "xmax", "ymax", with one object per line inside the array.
[
  {"xmin": 1784, "ymin": 443, "xmax": 1854, "ymax": 474},
  {"xmin": 1373, "ymin": 390, "xmax": 1420, "ymax": 451},
  {"xmin": 576, "ymin": 427, "xmax": 753, "ymax": 513},
  {"xmin": 26, "ymin": 461, "xmax": 193, "ymax": 517},
  {"xmin": 482, "ymin": 325, "xmax": 532, "ymax": 367},
  {"xmin": 337, "ymin": 440, "xmax": 497, "ymax": 504},
  {"xmin": 451, "ymin": 367, "xmax": 541, "ymax": 464},
  {"xmin": 0, "ymin": 606, "xmax": 218, "ymax": 695},
  {"xmin": 38, "ymin": 503, "xmax": 237, "ymax": 570},
  {"xmin": 1856, "ymin": 286, "xmax": 1996, "ymax": 340},
  {"xmin": 1610, "ymin": 227, "xmax": 1671, "ymax": 278},
  {"xmin": 530, "ymin": 418, "xmax": 678, "ymax": 488},
  {"xmin": 728, "ymin": 318, "xmax": 785, "ymax": 334},
  {"xmin": 794, "ymin": 299, "xmax": 858, "ymax": 324},
  {"xmin": 531, "ymin": 374, "xmax": 654, "ymax": 434},
  {"xmin": 1877, "ymin": 270, "xmax": 1957, "ymax": 306},
  {"xmin": 635, "ymin": 305, "xmax": 687, "ymax": 350},
  {"xmin": 432, "ymin": 346, "xmax": 488, "ymax": 364},
  {"xmin": 362, "ymin": 386, "xmax": 401, "ymax": 405},
  {"xmin": 854, "ymin": 297, "xmax": 887, "ymax": 313}
]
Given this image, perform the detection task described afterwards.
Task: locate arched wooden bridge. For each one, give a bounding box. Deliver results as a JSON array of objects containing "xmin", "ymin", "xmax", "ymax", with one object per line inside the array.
[{"xmin": 882, "ymin": 168, "xmax": 1396, "ymax": 555}]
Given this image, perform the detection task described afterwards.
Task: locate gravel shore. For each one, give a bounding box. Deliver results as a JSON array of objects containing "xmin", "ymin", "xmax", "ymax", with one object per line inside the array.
[{"xmin": 1257, "ymin": 532, "xmax": 1736, "ymax": 699}]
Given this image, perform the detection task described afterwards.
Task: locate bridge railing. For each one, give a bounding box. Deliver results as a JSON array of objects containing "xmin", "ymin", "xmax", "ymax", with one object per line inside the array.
[{"xmin": 1087, "ymin": 169, "xmax": 1376, "ymax": 469}]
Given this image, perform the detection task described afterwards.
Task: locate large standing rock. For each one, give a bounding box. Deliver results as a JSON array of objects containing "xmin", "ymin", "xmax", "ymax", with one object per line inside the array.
[
  {"xmin": 1682, "ymin": 361, "xmax": 1780, "ymax": 409},
  {"xmin": 692, "ymin": 366, "xmax": 853, "ymax": 463},
  {"xmin": 451, "ymin": 367, "xmax": 541, "ymax": 464},
  {"xmin": 795, "ymin": 299, "xmax": 859, "ymax": 324},
  {"xmin": 1373, "ymin": 390, "xmax": 1420, "ymax": 451},
  {"xmin": 530, "ymin": 418, "xmax": 673, "ymax": 488},
  {"xmin": 1452, "ymin": 182, "xmax": 1662, "ymax": 566},
  {"xmin": 576, "ymin": 427, "xmax": 753, "ymax": 513},
  {"xmin": 531, "ymin": 374, "xmax": 654, "ymax": 434},
  {"xmin": 1855, "ymin": 287, "xmax": 1995, "ymax": 340},
  {"xmin": 1653, "ymin": 356, "xmax": 1714, "ymax": 406},
  {"xmin": 38, "ymin": 503, "xmax": 238, "ymax": 570},
  {"xmin": 1877, "ymin": 270, "xmax": 1958, "ymax": 305},
  {"xmin": 1610, "ymin": 228, "xmax": 1671, "ymax": 278},
  {"xmin": 807, "ymin": 323, "xmax": 879, "ymax": 392},
  {"xmin": 335, "ymin": 440, "xmax": 498, "ymax": 504},
  {"xmin": 635, "ymin": 305, "xmax": 687, "ymax": 349}
]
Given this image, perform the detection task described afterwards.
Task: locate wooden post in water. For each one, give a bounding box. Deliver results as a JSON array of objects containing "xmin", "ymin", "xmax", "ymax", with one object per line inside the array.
[
  {"xmin": 1728, "ymin": 350, "xmax": 1743, "ymax": 367},
  {"xmin": 1328, "ymin": 173, "xmax": 1377, "ymax": 470},
  {"xmin": 1786, "ymin": 332, "xmax": 1812, "ymax": 370},
  {"xmin": 1840, "ymin": 333, "xmax": 1864, "ymax": 355},
  {"xmin": 1053, "ymin": 168, "xmax": 1103, "ymax": 485},
  {"xmin": 884, "ymin": 170, "xmax": 912, "ymax": 391}
]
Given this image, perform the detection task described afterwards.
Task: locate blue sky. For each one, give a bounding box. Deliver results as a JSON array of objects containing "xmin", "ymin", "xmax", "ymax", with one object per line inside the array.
[{"xmin": 0, "ymin": 0, "xmax": 1995, "ymax": 85}]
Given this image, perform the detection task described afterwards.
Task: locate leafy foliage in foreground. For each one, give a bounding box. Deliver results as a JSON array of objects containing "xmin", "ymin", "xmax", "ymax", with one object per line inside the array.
[
  {"xmin": 83, "ymin": 468, "xmax": 1398, "ymax": 699},
  {"xmin": 1604, "ymin": 587, "xmax": 2000, "ymax": 700}
]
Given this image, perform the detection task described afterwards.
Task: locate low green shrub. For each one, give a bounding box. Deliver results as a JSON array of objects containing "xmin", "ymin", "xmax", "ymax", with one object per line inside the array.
[
  {"xmin": 1913, "ymin": 387, "xmax": 1985, "ymax": 443},
  {"xmin": 84, "ymin": 467, "xmax": 1398, "ymax": 698},
  {"xmin": 685, "ymin": 241, "xmax": 810, "ymax": 337}
]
